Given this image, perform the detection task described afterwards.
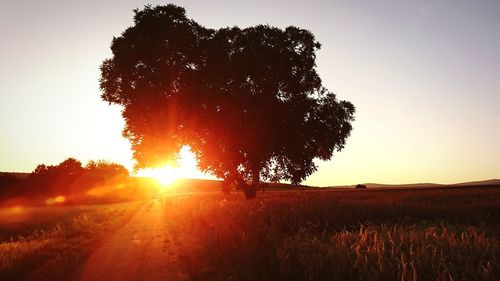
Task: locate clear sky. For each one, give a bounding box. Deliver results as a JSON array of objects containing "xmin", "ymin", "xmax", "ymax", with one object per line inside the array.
[{"xmin": 1, "ymin": 0, "xmax": 499, "ymax": 186}]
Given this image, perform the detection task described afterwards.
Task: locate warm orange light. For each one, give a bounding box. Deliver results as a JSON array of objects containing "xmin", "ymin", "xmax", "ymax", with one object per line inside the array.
[
  {"xmin": 9, "ymin": 205, "xmax": 24, "ymax": 215},
  {"xmin": 139, "ymin": 166, "xmax": 178, "ymax": 186},
  {"xmin": 45, "ymin": 195, "xmax": 66, "ymax": 205},
  {"xmin": 0, "ymin": 204, "xmax": 27, "ymax": 223},
  {"xmin": 135, "ymin": 146, "xmax": 210, "ymax": 188}
]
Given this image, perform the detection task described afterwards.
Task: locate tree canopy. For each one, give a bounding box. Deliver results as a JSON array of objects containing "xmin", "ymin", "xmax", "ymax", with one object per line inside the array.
[{"xmin": 100, "ymin": 4, "xmax": 355, "ymax": 198}]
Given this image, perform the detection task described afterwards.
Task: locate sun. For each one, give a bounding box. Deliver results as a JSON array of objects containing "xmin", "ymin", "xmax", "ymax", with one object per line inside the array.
[
  {"xmin": 136, "ymin": 165, "xmax": 179, "ymax": 187},
  {"xmin": 152, "ymin": 166, "xmax": 178, "ymax": 185},
  {"xmin": 135, "ymin": 146, "xmax": 212, "ymax": 187},
  {"xmin": 156, "ymin": 167, "xmax": 176, "ymax": 185}
]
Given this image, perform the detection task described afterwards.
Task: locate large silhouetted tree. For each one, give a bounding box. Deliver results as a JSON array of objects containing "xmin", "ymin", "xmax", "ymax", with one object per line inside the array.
[{"xmin": 100, "ymin": 4, "xmax": 355, "ymax": 198}]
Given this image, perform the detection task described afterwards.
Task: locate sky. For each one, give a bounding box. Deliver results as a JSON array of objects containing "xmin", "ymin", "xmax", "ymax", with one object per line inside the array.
[{"xmin": 1, "ymin": 0, "xmax": 499, "ymax": 186}]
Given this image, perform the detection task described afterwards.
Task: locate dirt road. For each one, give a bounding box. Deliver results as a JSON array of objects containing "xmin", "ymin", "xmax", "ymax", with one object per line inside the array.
[{"xmin": 73, "ymin": 199, "xmax": 188, "ymax": 281}]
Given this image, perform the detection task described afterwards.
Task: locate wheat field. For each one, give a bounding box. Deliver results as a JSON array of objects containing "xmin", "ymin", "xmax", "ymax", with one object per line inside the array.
[
  {"xmin": 161, "ymin": 188, "xmax": 500, "ymax": 280},
  {"xmin": 1, "ymin": 187, "xmax": 499, "ymax": 280}
]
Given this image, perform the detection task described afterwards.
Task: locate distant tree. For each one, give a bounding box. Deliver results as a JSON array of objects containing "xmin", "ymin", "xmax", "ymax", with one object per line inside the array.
[
  {"xmin": 31, "ymin": 158, "xmax": 83, "ymax": 178},
  {"xmin": 56, "ymin": 158, "xmax": 84, "ymax": 177},
  {"xmin": 33, "ymin": 164, "xmax": 49, "ymax": 175},
  {"xmin": 355, "ymin": 184, "xmax": 367, "ymax": 189},
  {"xmin": 26, "ymin": 158, "xmax": 84, "ymax": 195},
  {"xmin": 85, "ymin": 160, "xmax": 129, "ymax": 180},
  {"xmin": 100, "ymin": 5, "xmax": 355, "ymax": 198}
]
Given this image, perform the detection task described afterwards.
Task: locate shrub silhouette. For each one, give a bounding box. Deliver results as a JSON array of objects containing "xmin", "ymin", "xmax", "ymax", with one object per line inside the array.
[{"xmin": 0, "ymin": 158, "xmax": 130, "ymax": 200}]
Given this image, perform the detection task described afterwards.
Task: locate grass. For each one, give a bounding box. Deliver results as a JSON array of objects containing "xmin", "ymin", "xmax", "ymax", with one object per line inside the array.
[
  {"xmin": 160, "ymin": 187, "xmax": 500, "ymax": 280},
  {"xmin": 0, "ymin": 186, "xmax": 499, "ymax": 280},
  {"xmin": 278, "ymin": 223, "xmax": 498, "ymax": 281},
  {"xmin": 0, "ymin": 202, "xmax": 140, "ymax": 281}
]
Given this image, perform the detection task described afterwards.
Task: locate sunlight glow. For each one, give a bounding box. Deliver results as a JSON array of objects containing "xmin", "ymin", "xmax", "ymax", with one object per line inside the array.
[
  {"xmin": 8, "ymin": 205, "xmax": 24, "ymax": 215},
  {"xmin": 135, "ymin": 146, "xmax": 207, "ymax": 187},
  {"xmin": 45, "ymin": 195, "xmax": 66, "ymax": 205},
  {"xmin": 140, "ymin": 166, "xmax": 177, "ymax": 186},
  {"xmin": 0, "ymin": 204, "xmax": 28, "ymax": 223}
]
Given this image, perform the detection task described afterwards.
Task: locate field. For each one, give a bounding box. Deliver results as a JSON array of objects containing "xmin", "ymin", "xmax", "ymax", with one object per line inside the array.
[
  {"xmin": 0, "ymin": 202, "xmax": 140, "ymax": 281},
  {"xmin": 1, "ymin": 186, "xmax": 499, "ymax": 280}
]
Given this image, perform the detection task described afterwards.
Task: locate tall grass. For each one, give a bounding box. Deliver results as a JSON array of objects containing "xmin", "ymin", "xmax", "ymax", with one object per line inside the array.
[
  {"xmin": 0, "ymin": 202, "xmax": 139, "ymax": 281},
  {"xmin": 278, "ymin": 224, "xmax": 499, "ymax": 281},
  {"xmin": 2, "ymin": 187, "xmax": 499, "ymax": 280},
  {"xmin": 161, "ymin": 188, "xmax": 500, "ymax": 280},
  {"xmin": 0, "ymin": 225, "xmax": 64, "ymax": 271}
]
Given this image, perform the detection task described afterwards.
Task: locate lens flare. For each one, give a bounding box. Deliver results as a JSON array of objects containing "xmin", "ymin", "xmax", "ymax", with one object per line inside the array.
[
  {"xmin": 45, "ymin": 195, "xmax": 66, "ymax": 205},
  {"xmin": 135, "ymin": 146, "xmax": 213, "ymax": 189},
  {"xmin": 137, "ymin": 166, "xmax": 177, "ymax": 186}
]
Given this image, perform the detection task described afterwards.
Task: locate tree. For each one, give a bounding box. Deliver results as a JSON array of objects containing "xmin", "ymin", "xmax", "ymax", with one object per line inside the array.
[
  {"xmin": 31, "ymin": 158, "xmax": 84, "ymax": 178},
  {"xmin": 85, "ymin": 160, "xmax": 129, "ymax": 180},
  {"xmin": 33, "ymin": 164, "xmax": 49, "ymax": 175},
  {"xmin": 56, "ymin": 158, "xmax": 84, "ymax": 177},
  {"xmin": 100, "ymin": 5, "xmax": 355, "ymax": 198}
]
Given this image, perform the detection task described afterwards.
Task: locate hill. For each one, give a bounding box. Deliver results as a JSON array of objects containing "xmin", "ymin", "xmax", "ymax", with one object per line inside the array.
[
  {"xmin": 362, "ymin": 183, "xmax": 443, "ymax": 189},
  {"xmin": 145, "ymin": 177, "xmax": 315, "ymax": 193},
  {"xmin": 325, "ymin": 179, "xmax": 500, "ymax": 190},
  {"xmin": 451, "ymin": 179, "xmax": 500, "ymax": 187},
  {"xmin": 0, "ymin": 172, "xmax": 30, "ymax": 179}
]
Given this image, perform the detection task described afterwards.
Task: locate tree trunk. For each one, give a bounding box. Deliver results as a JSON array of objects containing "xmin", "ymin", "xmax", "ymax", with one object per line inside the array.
[
  {"xmin": 225, "ymin": 169, "xmax": 259, "ymax": 199},
  {"xmin": 221, "ymin": 177, "xmax": 232, "ymax": 194},
  {"xmin": 242, "ymin": 169, "xmax": 260, "ymax": 199},
  {"xmin": 242, "ymin": 184, "xmax": 257, "ymax": 199}
]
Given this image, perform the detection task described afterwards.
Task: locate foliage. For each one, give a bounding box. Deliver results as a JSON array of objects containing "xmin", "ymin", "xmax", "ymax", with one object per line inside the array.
[
  {"xmin": 100, "ymin": 5, "xmax": 355, "ymax": 196},
  {"xmin": 35, "ymin": 158, "xmax": 127, "ymax": 179},
  {"xmin": 29, "ymin": 158, "xmax": 129, "ymax": 194},
  {"xmin": 0, "ymin": 158, "xmax": 130, "ymax": 201},
  {"xmin": 32, "ymin": 158, "xmax": 84, "ymax": 178},
  {"xmin": 85, "ymin": 160, "xmax": 130, "ymax": 180}
]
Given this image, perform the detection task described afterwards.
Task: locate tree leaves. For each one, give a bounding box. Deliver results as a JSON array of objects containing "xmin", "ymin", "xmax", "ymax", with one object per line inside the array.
[{"xmin": 100, "ymin": 4, "xmax": 355, "ymax": 186}]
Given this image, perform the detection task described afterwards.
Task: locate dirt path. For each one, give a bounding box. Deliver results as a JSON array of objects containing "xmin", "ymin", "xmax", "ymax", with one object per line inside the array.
[{"xmin": 73, "ymin": 199, "xmax": 188, "ymax": 281}]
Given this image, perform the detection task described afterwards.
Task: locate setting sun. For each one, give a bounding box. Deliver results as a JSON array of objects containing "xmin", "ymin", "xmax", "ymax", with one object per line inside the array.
[
  {"xmin": 138, "ymin": 166, "xmax": 178, "ymax": 185},
  {"xmin": 135, "ymin": 146, "xmax": 212, "ymax": 186}
]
